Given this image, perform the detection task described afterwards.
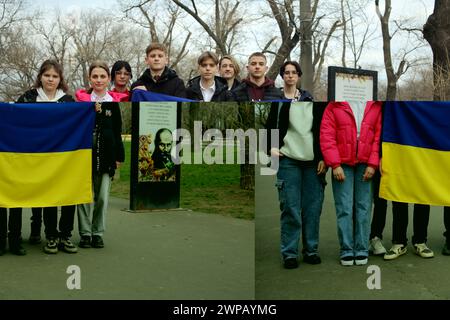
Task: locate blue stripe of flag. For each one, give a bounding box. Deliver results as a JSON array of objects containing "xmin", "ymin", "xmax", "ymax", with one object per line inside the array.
[
  {"xmin": 0, "ymin": 102, "xmax": 95, "ymax": 153},
  {"xmin": 383, "ymin": 101, "xmax": 450, "ymax": 151}
]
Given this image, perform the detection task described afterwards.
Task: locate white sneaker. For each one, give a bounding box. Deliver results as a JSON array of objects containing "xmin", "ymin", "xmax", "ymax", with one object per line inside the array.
[
  {"xmin": 384, "ymin": 244, "xmax": 407, "ymax": 260},
  {"xmin": 369, "ymin": 237, "xmax": 387, "ymax": 255},
  {"xmin": 355, "ymin": 256, "xmax": 368, "ymax": 265},
  {"xmin": 414, "ymin": 243, "xmax": 434, "ymax": 258}
]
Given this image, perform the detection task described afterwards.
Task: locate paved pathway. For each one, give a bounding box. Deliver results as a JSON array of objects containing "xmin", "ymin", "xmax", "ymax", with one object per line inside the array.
[
  {"xmin": 256, "ymin": 168, "xmax": 450, "ymax": 299},
  {"xmin": 0, "ymin": 197, "xmax": 254, "ymax": 300}
]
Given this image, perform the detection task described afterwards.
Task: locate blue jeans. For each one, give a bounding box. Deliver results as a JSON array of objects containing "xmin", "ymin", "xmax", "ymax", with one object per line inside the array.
[
  {"xmin": 332, "ymin": 164, "xmax": 372, "ymax": 258},
  {"xmin": 276, "ymin": 157, "xmax": 325, "ymax": 260}
]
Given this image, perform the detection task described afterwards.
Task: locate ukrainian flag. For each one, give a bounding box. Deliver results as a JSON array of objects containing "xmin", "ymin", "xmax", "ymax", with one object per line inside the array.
[
  {"xmin": 0, "ymin": 102, "xmax": 95, "ymax": 208},
  {"xmin": 380, "ymin": 101, "xmax": 450, "ymax": 206}
]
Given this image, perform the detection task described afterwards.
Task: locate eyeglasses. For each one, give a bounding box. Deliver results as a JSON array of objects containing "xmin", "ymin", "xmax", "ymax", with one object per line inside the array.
[{"xmin": 283, "ymin": 71, "xmax": 298, "ymax": 75}]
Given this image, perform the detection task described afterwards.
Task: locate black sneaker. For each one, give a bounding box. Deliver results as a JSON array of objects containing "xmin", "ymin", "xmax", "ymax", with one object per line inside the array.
[
  {"xmin": 340, "ymin": 256, "xmax": 354, "ymax": 266},
  {"xmin": 303, "ymin": 254, "xmax": 322, "ymax": 265},
  {"xmin": 43, "ymin": 238, "xmax": 58, "ymax": 254},
  {"xmin": 283, "ymin": 257, "xmax": 298, "ymax": 269},
  {"xmin": 59, "ymin": 238, "xmax": 78, "ymax": 253},
  {"xmin": 10, "ymin": 244, "xmax": 27, "ymax": 256},
  {"xmin": 79, "ymin": 235, "xmax": 91, "ymax": 248},
  {"xmin": 355, "ymin": 255, "xmax": 368, "ymax": 265},
  {"xmin": 91, "ymin": 235, "xmax": 104, "ymax": 248}
]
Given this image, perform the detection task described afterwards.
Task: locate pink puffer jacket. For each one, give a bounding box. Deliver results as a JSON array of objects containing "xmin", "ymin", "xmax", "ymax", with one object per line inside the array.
[{"xmin": 320, "ymin": 101, "xmax": 382, "ymax": 169}]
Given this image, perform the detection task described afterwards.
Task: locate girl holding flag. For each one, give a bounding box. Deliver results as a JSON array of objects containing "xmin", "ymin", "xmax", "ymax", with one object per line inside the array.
[{"xmin": 76, "ymin": 61, "xmax": 125, "ymax": 248}]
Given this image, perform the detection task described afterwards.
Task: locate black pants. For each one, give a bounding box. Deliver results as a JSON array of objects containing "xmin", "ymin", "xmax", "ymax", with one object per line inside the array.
[
  {"xmin": 43, "ymin": 205, "xmax": 76, "ymax": 239},
  {"xmin": 392, "ymin": 202, "xmax": 429, "ymax": 246},
  {"xmin": 443, "ymin": 207, "xmax": 450, "ymax": 242},
  {"xmin": 0, "ymin": 208, "xmax": 23, "ymax": 247},
  {"xmin": 30, "ymin": 207, "xmax": 43, "ymax": 236},
  {"xmin": 370, "ymin": 170, "xmax": 387, "ymax": 239}
]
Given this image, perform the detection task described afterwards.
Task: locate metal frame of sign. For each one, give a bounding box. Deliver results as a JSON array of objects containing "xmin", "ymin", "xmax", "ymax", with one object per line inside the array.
[{"xmin": 327, "ymin": 66, "xmax": 378, "ymax": 101}]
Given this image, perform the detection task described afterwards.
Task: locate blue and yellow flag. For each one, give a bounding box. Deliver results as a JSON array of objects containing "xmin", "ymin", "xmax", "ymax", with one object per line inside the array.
[
  {"xmin": 380, "ymin": 101, "xmax": 450, "ymax": 206},
  {"xmin": 131, "ymin": 89, "xmax": 194, "ymax": 102},
  {"xmin": 0, "ymin": 102, "xmax": 95, "ymax": 208}
]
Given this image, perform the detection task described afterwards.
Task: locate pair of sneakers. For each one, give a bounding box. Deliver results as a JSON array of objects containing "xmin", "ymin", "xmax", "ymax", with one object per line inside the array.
[
  {"xmin": 384, "ymin": 243, "xmax": 434, "ymax": 260},
  {"xmin": 44, "ymin": 237, "xmax": 78, "ymax": 254},
  {"xmin": 283, "ymin": 254, "xmax": 322, "ymax": 269},
  {"xmin": 340, "ymin": 256, "xmax": 368, "ymax": 266},
  {"xmin": 79, "ymin": 235, "xmax": 104, "ymax": 248}
]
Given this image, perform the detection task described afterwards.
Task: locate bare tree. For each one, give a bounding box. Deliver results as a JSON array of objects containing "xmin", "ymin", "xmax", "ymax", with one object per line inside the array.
[
  {"xmin": 262, "ymin": 0, "xmax": 303, "ymax": 81},
  {"xmin": 0, "ymin": 0, "xmax": 40, "ymax": 100},
  {"xmin": 423, "ymin": 0, "xmax": 450, "ymax": 101},
  {"xmin": 172, "ymin": 0, "xmax": 244, "ymax": 56},
  {"xmin": 68, "ymin": 11, "xmax": 125, "ymax": 89},
  {"xmin": 375, "ymin": 0, "xmax": 424, "ymax": 100},
  {"xmin": 340, "ymin": 0, "xmax": 378, "ymax": 69},
  {"xmin": 0, "ymin": 0, "xmax": 27, "ymax": 51},
  {"xmin": 0, "ymin": 26, "xmax": 42, "ymax": 101},
  {"xmin": 261, "ymin": 0, "xmax": 343, "ymax": 94},
  {"xmin": 299, "ymin": 0, "xmax": 315, "ymax": 91},
  {"xmin": 122, "ymin": 0, "xmax": 192, "ymax": 71},
  {"xmin": 30, "ymin": 11, "xmax": 72, "ymax": 64}
]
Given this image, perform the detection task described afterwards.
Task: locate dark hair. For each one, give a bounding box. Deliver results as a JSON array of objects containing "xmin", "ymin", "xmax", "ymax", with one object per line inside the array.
[
  {"xmin": 279, "ymin": 61, "xmax": 303, "ymax": 77},
  {"xmin": 34, "ymin": 59, "xmax": 69, "ymax": 92},
  {"xmin": 198, "ymin": 51, "xmax": 219, "ymax": 65},
  {"xmin": 154, "ymin": 128, "xmax": 172, "ymax": 146},
  {"xmin": 111, "ymin": 60, "xmax": 132, "ymax": 84}
]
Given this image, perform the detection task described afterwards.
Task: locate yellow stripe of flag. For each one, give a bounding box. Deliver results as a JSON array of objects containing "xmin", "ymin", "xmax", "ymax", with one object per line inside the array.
[
  {"xmin": 380, "ymin": 142, "xmax": 450, "ymax": 206},
  {"xmin": 0, "ymin": 149, "xmax": 92, "ymax": 208}
]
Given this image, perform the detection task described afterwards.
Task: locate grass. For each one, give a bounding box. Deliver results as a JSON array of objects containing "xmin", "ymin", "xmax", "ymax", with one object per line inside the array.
[{"xmin": 110, "ymin": 141, "xmax": 254, "ymax": 220}]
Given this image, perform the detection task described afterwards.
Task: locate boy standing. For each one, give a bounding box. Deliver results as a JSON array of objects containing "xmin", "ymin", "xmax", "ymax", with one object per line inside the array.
[
  {"xmin": 232, "ymin": 52, "xmax": 283, "ymax": 102},
  {"xmin": 131, "ymin": 43, "xmax": 186, "ymax": 98},
  {"xmin": 186, "ymin": 51, "xmax": 228, "ymax": 102}
]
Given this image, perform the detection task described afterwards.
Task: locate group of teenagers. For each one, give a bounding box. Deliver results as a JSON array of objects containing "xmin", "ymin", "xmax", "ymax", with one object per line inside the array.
[
  {"xmin": 0, "ymin": 42, "xmax": 311, "ymax": 256},
  {"xmin": 267, "ymin": 88, "xmax": 450, "ymax": 270},
  {"xmin": 1, "ymin": 41, "xmax": 447, "ymax": 266}
]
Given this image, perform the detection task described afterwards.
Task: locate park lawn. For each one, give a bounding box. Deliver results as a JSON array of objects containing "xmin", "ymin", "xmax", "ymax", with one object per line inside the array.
[{"xmin": 110, "ymin": 141, "xmax": 254, "ymax": 220}]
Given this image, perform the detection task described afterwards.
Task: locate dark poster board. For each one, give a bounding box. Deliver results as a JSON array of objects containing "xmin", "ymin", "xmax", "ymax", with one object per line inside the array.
[
  {"xmin": 328, "ymin": 66, "xmax": 378, "ymax": 101},
  {"xmin": 130, "ymin": 102, "xmax": 181, "ymax": 211}
]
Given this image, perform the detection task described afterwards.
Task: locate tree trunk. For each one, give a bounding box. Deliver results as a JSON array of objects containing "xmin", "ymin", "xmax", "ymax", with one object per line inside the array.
[
  {"xmin": 376, "ymin": 0, "xmax": 397, "ymax": 100},
  {"xmin": 423, "ymin": 0, "xmax": 450, "ymax": 101},
  {"xmin": 238, "ymin": 103, "xmax": 255, "ymax": 191},
  {"xmin": 300, "ymin": 0, "xmax": 314, "ymax": 93}
]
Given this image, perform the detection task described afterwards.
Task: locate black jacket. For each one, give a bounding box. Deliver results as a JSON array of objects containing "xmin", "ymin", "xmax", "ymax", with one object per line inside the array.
[
  {"xmin": 94, "ymin": 103, "xmax": 125, "ymax": 177},
  {"xmin": 265, "ymin": 101, "xmax": 327, "ymax": 165},
  {"xmin": 16, "ymin": 89, "xmax": 75, "ymax": 102},
  {"xmin": 185, "ymin": 76, "xmax": 230, "ymax": 102},
  {"xmin": 231, "ymin": 78, "xmax": 284, "ymax": 102},
  {"xmin": 131, "ymin": 67, "xmax": 186, "ymax": 98},
  {"xmin": 228, "ymin": 79, "xmax": 241, "ymax": 91},
  {"xmin": 280, "ymin": 88, "xmax": 314, "ymax": 101}
]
